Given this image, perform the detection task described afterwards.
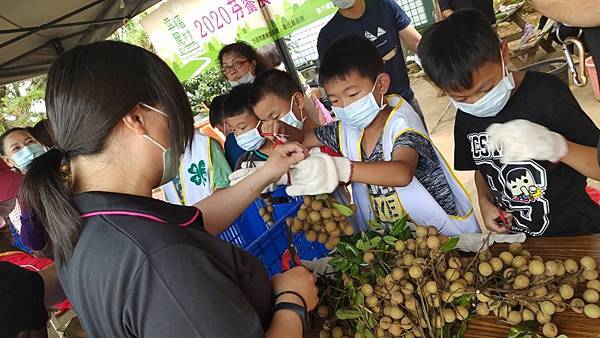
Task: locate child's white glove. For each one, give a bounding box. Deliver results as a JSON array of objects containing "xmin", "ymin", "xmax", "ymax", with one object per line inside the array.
[
  {"xmin": 487, "ymin": 119, "xmax": 568, "ymax": 164},
  {"xmin": 331, "ymin": 156, "xmax": 352, "ymax": 184},
  {"xmin": 286, "ymin": 153, "xmax": 341, "ymax": 196},
  {"xmin": 455, "ymin": 233, "xmax": 526, "ymax": 253},
  {"xmin": 228, "ymin": 162, "xmax": 286, "ymax": 193},
  {"xmin": 229, "ymin": 153, "xmax": 352, "ymax": 195}
]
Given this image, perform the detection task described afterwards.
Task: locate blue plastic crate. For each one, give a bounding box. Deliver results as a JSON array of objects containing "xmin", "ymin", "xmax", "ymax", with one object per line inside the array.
[
  {"xmin": 246, "ymin": 203, "xmax": 330, "ymax": 277},
  {"xmin": 218, "ymin": 186, "xmax": 299, "ymax": 248},
  {"xmin": 219, "ymin": 186, "xmax": 330, "ymax": 277}
]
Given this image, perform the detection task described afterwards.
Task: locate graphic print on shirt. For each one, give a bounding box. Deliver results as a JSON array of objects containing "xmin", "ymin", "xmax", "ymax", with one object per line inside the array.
[
  {"xmin": 364, "ymin": 27, "xmax": 395, "ymax": 60},
  {"xmin": 366, "ymin": 184, "xmax": 405, "ymax": 223},
  {"xmin": 188, "ymin": 160, "xmax": 207, "ymax": 186},
  {"xmin": 468, "ymin": 132, "xmax": 550, "ymax": 236}
]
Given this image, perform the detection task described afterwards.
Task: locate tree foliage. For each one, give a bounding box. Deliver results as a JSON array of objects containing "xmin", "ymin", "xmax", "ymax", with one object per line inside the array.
[
  {"xmin": 182, "ymin": 68, "xmax": 231, "ymax": 116},
  {"xmin": 0, "ymin": 77, "xmax": 47, "ymax": 134}
]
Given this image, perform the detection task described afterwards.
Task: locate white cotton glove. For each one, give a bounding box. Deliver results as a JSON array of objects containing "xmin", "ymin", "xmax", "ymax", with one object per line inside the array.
[
  {"xmin": 228, "ymin": 162, "xmax": 288, "ymax": 193},
  {"xmin": 455, "ymin": 233, "xmax": 526, "ymax": 253},
  {"xmin": 310, "ymin": 148, "xmax": 353, "ymax": 184},
  {"xmin": 229, "ymin": 161, "xmax": 265, "ymax": 186},
  {"xmin": 487, "ymin": 119, "xmax": 568, "ymax": 164},
  {"xmin": 286, "ymin": 153, "xmax": 341, "ymax": 196},
  {"xmin": 331, "ymin": 156, "xmax": 352, "ymax": 184}
]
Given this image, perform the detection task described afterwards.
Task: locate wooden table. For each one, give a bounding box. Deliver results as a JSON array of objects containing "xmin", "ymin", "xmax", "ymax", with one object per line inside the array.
[{"xmin": 465, "ymin": 235, "xmax": 600, "ymax": 338}]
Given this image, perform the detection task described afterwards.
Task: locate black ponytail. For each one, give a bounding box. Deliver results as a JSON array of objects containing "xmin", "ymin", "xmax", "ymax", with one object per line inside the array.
[
  {"xmin": 20, "ymin": 41, "xmax": 194, "ymax": 261},
  {"xmin": 21, "ymin": 148, "xmax": 78, "ymax": 261}
]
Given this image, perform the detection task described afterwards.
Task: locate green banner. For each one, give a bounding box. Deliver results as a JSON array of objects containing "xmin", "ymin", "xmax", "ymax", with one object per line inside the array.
[{"xmin": 141, "ymin": 0, "xmax": 336, "ymax": 81}]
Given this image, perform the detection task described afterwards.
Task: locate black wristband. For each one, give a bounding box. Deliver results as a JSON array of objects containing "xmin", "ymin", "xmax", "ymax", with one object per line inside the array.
[
  {"xmin": 274, "ymin": 290, "xmax": 307, "ymax": 309},
  {"xmin": 272, "ymin": 302, "xmax": 311, "ymax": 333}
]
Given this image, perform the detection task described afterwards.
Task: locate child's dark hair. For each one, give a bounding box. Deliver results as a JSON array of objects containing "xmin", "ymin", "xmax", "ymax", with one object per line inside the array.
[
  {"xmin": 20, "ymin": 40, "xmax": 194, "ymax": 261},
  {"xmin": 209, "ymin": 94, "xmax": 227, "ymax": 128},
  {"xmin": 222, "ymin": 84, "xmax": 254, "ymax": 119},
  {"xmin": 218, "ymin": 41, "xmax": 268, "ymax": 75},
  {"xmin": 0, "ymin": 127, "xmax": 29, "ymax": 156},
  {"xmin": 249, "ymin": 69, "xmax": 302, "ymax": 107},
  {"xmin": 319, "ymin": 35, "xmax": 384, "ymax": 86},
  {"xmin": 418, "ymin": 10, "xmax": 501, "ymax": 92}
]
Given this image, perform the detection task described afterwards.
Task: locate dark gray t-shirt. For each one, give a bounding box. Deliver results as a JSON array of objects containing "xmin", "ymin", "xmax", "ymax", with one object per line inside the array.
[
  {"xmin": 315, "ymin": 122, "xmax": 457, "ymax": 220},
  {"xmin": 60, "ymin": 192, "xmax": 273, "ymax": 338}
]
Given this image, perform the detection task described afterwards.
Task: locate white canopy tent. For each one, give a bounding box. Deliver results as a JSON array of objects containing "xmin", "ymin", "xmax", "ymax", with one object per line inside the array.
[{"xmin": 0, "ymin": 0, "xmax": 160, "ymax": 85}]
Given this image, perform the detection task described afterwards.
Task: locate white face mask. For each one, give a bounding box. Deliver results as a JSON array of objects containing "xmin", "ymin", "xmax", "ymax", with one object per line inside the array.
[
  {"xmin": 331, "ymin": 0, "xmax": 356, "ymax": 9},
  {"xmin": 451, "ymin": 52, "xmax": 515, "ymax": 118},
  {"xmin": 235, "ymin": 121, "xmax": 265, "ymax": 151},
  {"xmin": 332, "ymin": 76, "xmax": 387, "ymax": 129},
  {"xmin": 229, "ymin": 72, "xmax": 255, "ymax": 87},
  {"xmin": 279, "ymin": 95, "xmax": 304, "ymax": 130}
]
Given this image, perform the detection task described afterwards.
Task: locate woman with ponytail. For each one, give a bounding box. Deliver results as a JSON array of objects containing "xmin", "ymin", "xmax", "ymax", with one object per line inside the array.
[{"xmin": 21, "ymin": 41, "xmax": 316, "ymax": 337}]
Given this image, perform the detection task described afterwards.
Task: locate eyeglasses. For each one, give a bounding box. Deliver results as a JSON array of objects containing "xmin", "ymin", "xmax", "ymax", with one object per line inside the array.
[{"xmin": 221, "ymin": 59, "xmax": 249, "ymax": 74}]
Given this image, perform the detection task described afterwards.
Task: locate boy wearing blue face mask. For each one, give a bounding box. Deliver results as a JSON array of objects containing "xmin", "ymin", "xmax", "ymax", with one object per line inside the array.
[
  {"xmin": 419, "ymin": 11, "xmax": 600, "ymax": 236},
  {"xmin": 303, "ymin": 35, "xmax": 480, "ymax": 236},
  {"xmin": 222, "ymin": 84, "xmax": 273, "ymax": 170}
]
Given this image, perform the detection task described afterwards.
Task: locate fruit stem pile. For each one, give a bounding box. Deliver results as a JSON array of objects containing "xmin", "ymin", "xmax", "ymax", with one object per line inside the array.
[{"xmin": 316, "ymin": 219, "xmax": 600, "ymax": 338}]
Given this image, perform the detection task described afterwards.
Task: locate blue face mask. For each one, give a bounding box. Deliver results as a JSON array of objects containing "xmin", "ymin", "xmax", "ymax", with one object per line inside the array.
[
  {"xmin": 235, "ymin": 122, "xmax": 265, "ymax": 151},
  {"xmin": 332, "ymin": 76, "xmax": 386, "ymax": 129},
  {"xmin": 451, "ymin": 53, "xmax": 515, "ymax": 118},
  {"xmin": 11, "ymin": 143, "xmax": 46, "ymax": 172},
  {"xmin": 279, "ymin": 95, "xmax": 304, "ymax": 130},
  {"xmin": 331, "ymin": 0, "xmax": 356, "ymax": 9},
  {"xmin": 229, "ymin": 72, "xmax": 255, "ymax": 87}
]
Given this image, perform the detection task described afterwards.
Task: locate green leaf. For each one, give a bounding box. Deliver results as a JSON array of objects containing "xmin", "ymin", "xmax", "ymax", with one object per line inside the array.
[
  {"xmin": 356, "ymin": 239, "xmax": 366, "ymax": 251},
  {"xmin": 363, "ymin": 329, "xmax": 374, "ymax": 338},
  {"xmin": 340, "ymin": 242, "xmax": 361, "ymax": 258},
  {"xmin": 329, "ymin": 257, "xmax": 342, "ymax": 266},
  {"xmin": 457, "ymin": 321, "xmax": 468, "ymax": 338},
  {"xmin": 453, "ymin": 294, "xmax": 472, "ymax": 307},
  {"xmin": 367, "ymin": 313, "xmax": 376, "ymax": 328},
  {"xmin": 390, "ymin": 220, "xmax": 406, "ymax": 237},
  {"xmin": 341, "ymin": 261, "xmax": 352, "ymax": 273},
  {"xmin": 350, "ymin": 265, "xmax": 359, "ymax": 278},
  {"xmin": 508, "ymin": 321, "xmax": 538, "ymax": 338},
  {"xmin": 370, "ymin": 237, "xmax": 382, "ymax": 246},
  {"xmin": 336, "ymin": 309, "xmax": 360, "ymax": 320},
  {"xmin": 316, "ymin": 194, "xmax": 329, "ymax": 200},
  {"xmin": 355, "ymin": 290, "xmax": 364, "ymax": 306},
  {"xmin": 368, "ymin": 220, "xmax": 381, "ymax": 229},
  {"xmin": 439, "ymin": 324, "xmax": 451, "ymax": 338},
  {"xmin": 356, "ymin": 322, "xmax": 365, "ymax": 333},
  {"xmin": 333, "ymin": 203, "xmax": 354, "ymax": 216},
  {"xmin": 517, "ymin": 321, "xmax": 539, "ymax": 331},
  {"xmin": 384, "ymin": 236, "xmax": 398, "ymax": 246},
  {"xmin": 441, "ymin": 237, "xmax": 460, "ymax": 253}
]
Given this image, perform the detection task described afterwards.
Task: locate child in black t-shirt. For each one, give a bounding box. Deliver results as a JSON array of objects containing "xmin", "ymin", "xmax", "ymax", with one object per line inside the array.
[{"xmin": 419, "ymin": 10, "xmax": 600, "ymax": 236}]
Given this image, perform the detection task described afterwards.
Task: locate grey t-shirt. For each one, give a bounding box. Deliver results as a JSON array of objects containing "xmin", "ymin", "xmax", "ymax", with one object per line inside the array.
[{"xmin": 315, "ymin": 122, "xmax": 457, "ymax": 221}]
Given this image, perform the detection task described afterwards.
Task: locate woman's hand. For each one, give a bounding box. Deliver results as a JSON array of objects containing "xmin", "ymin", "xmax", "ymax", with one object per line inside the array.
[
  {"xmin": 272, "ymin": 266, "xmax": 318, "ymax": 311},
  {"xmin": 260, "ymin": 142, "xmax": 308, "ymax": 182}
]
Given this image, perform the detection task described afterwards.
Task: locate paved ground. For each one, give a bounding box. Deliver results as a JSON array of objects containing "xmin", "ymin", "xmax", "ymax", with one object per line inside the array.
[{"xmin": 412, "ymin": 59, "xmax": 600, "ymax": 228}]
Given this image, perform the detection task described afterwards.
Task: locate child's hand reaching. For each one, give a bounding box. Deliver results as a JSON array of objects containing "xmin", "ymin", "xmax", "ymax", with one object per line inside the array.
[
  {"xmin": 260, "ymin": 120, "xmax": 289, "ymax": 143},
  {"xmin": 480, "ymin": 199, "xmax": 513, "ymax": 233}
]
